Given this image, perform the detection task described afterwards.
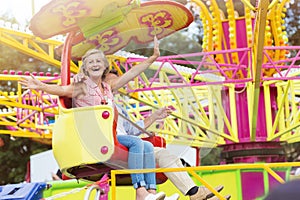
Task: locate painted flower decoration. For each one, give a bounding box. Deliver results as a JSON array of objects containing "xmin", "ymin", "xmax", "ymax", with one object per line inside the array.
[
  {"xmin": 86, "ymin": 29, "xmax": 121, "ymax": 52},
  {"xmin": 52, "ymin": 2, "xmax": 88, "ymax": 27},
  {"xmin": 140, "ymin": 11, "xmax": 173, "ymax": 36}
]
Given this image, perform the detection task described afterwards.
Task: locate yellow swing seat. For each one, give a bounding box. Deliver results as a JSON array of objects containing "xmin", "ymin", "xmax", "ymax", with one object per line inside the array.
[{"xmin": 52, "ymin": 102, "xmax": 115, "ymax": 180}]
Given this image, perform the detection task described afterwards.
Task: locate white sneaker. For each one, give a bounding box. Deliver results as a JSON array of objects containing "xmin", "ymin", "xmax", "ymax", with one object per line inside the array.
[
  {"xmin": 144, "ymin": 192, "xmax": 166, "ymax": 200},
  {"xmin": 165, "ymin": 193, "xmax": 180, "ymax": 200}
]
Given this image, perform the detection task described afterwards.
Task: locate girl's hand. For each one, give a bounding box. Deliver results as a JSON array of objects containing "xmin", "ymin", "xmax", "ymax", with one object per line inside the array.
[
  {"xmin": 72, "ymin": 73, "xmax": 87, "ymax": 83},
  {"xmin": 72, "ymin": 73, "xmax": 88, "ymax": 99},
  {"xmin": 19, "ymin": 74, "xmax": 43, "ymax": 90},
  {"xmin": 153, "ymin": 107, "xmax": 173, "ymax": 120}
]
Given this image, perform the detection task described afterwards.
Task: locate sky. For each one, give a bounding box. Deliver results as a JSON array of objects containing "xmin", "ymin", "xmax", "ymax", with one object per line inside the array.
[{"xmin": 0, "ymin": 0, "xmax": 51, "ymax": 25}]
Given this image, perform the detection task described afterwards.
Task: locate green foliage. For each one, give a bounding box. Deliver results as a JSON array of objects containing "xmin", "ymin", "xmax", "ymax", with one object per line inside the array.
[
  {"xmin": 123, "ymin": 30, "xmax": 202, "ymax": 57},
  {"xmin": 123, "ymin": 30, "xmax": 202, "ymax": 73},
  {"xmin": 284, "ymin": 142, "xmax": 300, "ymax": 162},
  {"xmin": 0, "ymin": 135, "xmax": 51, "ymax": 184},
  {"xmin": 159, "ymin": 31, "xmax": 202, "ymax": 55},
  {"xmin": 0, "ymin": 44, "xmax": 60, "ymax": 92},
  {"xmin": 200, "ymin": 147, "xmax": 222, "ymax": 165},
  {"xmin": 0, "ymin": 16, "xmax": 54, "ymax": 184},
  {"xmin": 0, "ymin": 11, "xmax": 19, "ymax": 24},
  {"xmin": 0, "ymin": 13, "xmax": 60, "ymax": 92}
]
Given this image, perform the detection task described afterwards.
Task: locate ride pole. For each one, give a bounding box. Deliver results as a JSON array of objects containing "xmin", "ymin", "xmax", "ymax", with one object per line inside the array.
[{"xmin": 251, "ymin": 0, "xmax": 269, "ymax": 141}]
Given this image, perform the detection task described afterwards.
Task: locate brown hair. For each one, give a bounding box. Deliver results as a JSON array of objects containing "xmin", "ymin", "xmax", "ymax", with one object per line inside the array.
[{"xmin": 81, "ymin": 49, "xmax": 109, "ymax": 79}]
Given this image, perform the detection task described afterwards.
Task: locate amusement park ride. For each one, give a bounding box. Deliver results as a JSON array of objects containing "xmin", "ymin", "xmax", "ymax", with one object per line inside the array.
[{"xmin": 1, "ymin": 0, "xmax": 300, "ymax": 199}]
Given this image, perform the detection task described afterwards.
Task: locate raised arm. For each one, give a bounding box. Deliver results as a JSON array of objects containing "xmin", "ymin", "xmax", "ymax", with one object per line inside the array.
[
  {"xmin": 124, "ymin": 106, "xmax": 172, "ymax": 136},
  {"xmin": 19, "ymin": 74, "xmax": 74, "ymax": 98},
  {"xmin": 143, "ymin": 107, "xmax": 172, "ymax": 129},
  {"xmin": 108, "ymin": 36, "xmax": 160, "ymax": 91}
]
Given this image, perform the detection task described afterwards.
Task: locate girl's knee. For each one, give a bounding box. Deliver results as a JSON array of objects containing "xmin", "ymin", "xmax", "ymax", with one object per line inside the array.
[
  {"xmin": 131, "ymin": 137, "xmax": 144, "ymax": 148},
  {"xmin": 143, "ymin": 141, "xmax": 154, "ymax": 152},
  {"xmin": 117, "ymin": 135, "xmax": 144, "ymax": 149}
]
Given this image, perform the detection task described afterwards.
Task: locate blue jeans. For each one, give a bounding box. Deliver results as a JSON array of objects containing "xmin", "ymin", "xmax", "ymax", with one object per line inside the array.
[{"xmin": 117, "ymin": 135, "xmax": 156, "ymax": 190}]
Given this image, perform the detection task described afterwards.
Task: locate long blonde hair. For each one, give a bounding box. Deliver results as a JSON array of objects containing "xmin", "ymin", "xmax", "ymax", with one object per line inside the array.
[{"xmin": 81, "ymin": 49, "xmax": 109, "ymax": 79}]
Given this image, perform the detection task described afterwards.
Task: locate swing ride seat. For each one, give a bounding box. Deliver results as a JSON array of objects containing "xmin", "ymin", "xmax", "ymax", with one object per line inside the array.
[
  {"xmin": 52, "ymin": 97, "xmax": 168, "ymax": 184},
  {"xmin": 34, "ymin": 0, "xmax": 194, "ymax": 185}
]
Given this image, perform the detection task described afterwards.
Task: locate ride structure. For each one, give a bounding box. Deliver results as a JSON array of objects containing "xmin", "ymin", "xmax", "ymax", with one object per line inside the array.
[
  {"xmin": 1, "ymin": 0, "xmax": 300, "ymax": 199},
  {"xmin": 27, "ymin": 0, "xmax": 195, "ymax": 186}
]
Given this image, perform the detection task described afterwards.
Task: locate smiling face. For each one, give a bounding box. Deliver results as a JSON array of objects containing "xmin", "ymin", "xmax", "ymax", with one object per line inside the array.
[
  {"xmin": 85, "ymin": 53, "xmax": 106, "ymax": 79},
  {"xmin": 82, "ymin": 49, "xmax": 109, "ymax": 81}
]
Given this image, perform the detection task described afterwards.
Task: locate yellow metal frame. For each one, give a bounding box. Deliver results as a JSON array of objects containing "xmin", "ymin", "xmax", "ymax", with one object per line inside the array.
[
  {"xmin": 0, "ymin": 25, "xmax": 78, "ymax": 73},
  {"xmin": 110, "ymin": 162, "xmax": 300, "ymax": 200}
]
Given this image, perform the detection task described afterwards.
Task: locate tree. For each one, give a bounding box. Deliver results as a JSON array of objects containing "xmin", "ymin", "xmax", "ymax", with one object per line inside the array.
[
  {"xmin": 0, "ymin": 12, "xmax": 60, "ymax": 92},
  {"xmin": 0, "ymin": 15, "xmax": 53, "ymax": 184},
  {"xmin": 285, "ymin": 2, "xmax": 300, "ymax": 45},
  {"xmin": 0, "ymin": 134, "xmax": 51, "ymax": 184}
]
